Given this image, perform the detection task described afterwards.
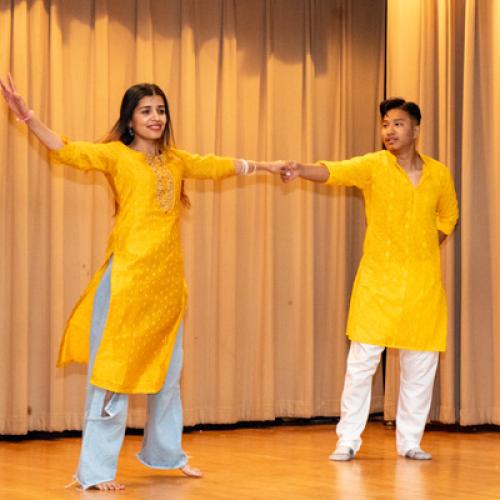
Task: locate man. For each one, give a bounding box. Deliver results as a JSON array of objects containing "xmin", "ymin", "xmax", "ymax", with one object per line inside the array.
[{"xmin": 282, "ymin": 98, "xmax": 458, "ymax": 461}]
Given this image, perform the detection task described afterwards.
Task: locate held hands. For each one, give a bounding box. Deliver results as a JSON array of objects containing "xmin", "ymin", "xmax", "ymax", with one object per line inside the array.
[
  {"xmin": 0, "ymin": 73, "xmax": 34, "ymax": 122},
  {"xmin": 280, "ymin": 161, "xmax": 302, "ymax": 183},
  {"xmin": 264, "ymin": 160, "xmax": 288, "ymax": 174},
  {"xmin": 260, "ymin": 160, "xmax": 302, "ymax": 182}
]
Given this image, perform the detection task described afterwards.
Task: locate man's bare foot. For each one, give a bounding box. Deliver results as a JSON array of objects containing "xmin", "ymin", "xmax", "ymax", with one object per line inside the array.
[
  {"xmin": 179, "ymin": 464, "xmax": 203, "ymax": 478},
  {"xmin": 90, "ymin": 480, "xmax": 125, "ymax": 491}
]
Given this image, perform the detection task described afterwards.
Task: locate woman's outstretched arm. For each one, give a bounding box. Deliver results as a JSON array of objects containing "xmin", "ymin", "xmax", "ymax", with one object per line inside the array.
[
  {"xmin": 233, "ymin": 159, "xmax": 287, "ymax": 176},
  {"xmin": 0, "ymin": 73, "xmax": 63, "ymax": 150}
]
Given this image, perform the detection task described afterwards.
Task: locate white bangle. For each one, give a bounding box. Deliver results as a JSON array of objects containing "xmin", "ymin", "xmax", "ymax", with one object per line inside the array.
[{"xmin": 240, "ymin": 159, "xmax": 249, "ymax": 176}]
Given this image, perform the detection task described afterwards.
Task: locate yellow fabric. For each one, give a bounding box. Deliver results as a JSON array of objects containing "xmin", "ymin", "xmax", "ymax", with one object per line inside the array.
[
  {"xmin": 52, "ymin": 141, "xmax": 235, "ymax": 393},
  {"xmin": 320, "ymin": 150, "xmax": 458, "ymax": 351}
]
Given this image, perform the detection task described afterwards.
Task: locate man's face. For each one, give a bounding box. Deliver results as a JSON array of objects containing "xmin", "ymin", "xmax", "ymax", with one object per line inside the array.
[{"xmin": 380, "ymin": 108, "xmax": 419, "ymax": 154}]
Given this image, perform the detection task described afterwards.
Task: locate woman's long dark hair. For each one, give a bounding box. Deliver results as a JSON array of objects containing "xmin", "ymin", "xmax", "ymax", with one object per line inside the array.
[{"xmin": 104, "ymin": 83, "xmax": 190, "ymax": 208}]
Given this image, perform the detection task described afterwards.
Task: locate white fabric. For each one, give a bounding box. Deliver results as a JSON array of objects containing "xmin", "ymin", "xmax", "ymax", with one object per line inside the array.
[
  {"xmin": 396, "ymin": 348, "xmax": 439, "ymax": 454},
  {"xmin": 336, "ymin": 342, "xmax": 438, "ymax": 455}
]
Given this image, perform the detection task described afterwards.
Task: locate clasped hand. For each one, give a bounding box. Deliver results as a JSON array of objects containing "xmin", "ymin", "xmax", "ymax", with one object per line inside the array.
[
  {"xmin": 266, "ymin": 160, "xmax": 302, "ymax": 183},
  {"xmin": 262, "ymin": 161, "xmax": 301, "ymax": 182},
  {"xmin": 279, "ymin": 161, "xmax": 301, "ymax": 183}
]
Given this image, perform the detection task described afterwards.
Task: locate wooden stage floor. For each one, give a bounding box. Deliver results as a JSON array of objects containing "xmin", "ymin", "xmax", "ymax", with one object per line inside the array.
[{"xmin": 0, "ymin": 421, "xmax": 498, "ymax": 499}]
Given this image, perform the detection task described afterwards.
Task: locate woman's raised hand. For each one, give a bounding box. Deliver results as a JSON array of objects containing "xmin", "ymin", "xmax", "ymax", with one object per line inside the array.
[
  {"xmin": 0, "ymin": 73, "xmax": 33, "ymax": 122},
  {"xmin": 0, "ymin": 73, "xmax": 63, "ymax": 149}
]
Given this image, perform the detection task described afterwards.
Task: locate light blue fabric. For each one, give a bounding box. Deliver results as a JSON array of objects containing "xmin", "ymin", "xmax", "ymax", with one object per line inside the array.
[
  {"xmin": 136, "ymin": 328, "xmax": 187, "ymax": 470},
  {"xmin": 76, "ymin": 257, "xmax": 187, "ymax": 489}
]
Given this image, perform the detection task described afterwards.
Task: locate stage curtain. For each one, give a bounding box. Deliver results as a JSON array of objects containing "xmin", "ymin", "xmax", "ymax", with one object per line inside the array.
[
  {"xmin": 459, "ymin": 0, "xmax": 500, "ymax": 425},
  {"xmin": 384, "ymin": 0, "xmax": 463, "ymax": 424},
  {"xmin": 385, "ymin": 0, "xmax": 500, "ymax": 425},
  {"xmin": 0, "ymin": 0, "xmax": 385, "ymax": 433}
]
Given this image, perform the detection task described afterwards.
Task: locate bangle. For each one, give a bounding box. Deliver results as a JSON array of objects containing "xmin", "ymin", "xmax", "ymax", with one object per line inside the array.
[
  {"xmin": 248, "ymin": 161, "xmax": 257, "ymax": 175},
  {"xmin": 240, "ymin": 159, "xmax": 249, "ymax": 176},
  {"xmin": 16, "ymin": 110, "xmax": 34, "ymax": 122}
]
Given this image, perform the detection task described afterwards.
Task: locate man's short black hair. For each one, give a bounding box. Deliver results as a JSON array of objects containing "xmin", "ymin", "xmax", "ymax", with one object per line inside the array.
[{"xmin": 379, "ymin": 97, "xmax": 421, "ymax": 125}]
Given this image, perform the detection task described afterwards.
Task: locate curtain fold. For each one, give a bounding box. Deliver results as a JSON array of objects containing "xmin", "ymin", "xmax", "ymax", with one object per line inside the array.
[
  {"xmin": 386, "ymin": 0, "xmax": 500, "ymax": 425},
  {"xmin": 0, "ymin": 0, "xmax": 385, "ymax": 433},
  {"xmin": 460, "ymin": 0, "xmax": 500, "ymax": 425},
  {"xmin": 3, "ymin": 0, "xmax": 500, "ymax": 435},
  {"xmin": 385, "ymin": 0, "xmax": 464, "ymax": 424}
]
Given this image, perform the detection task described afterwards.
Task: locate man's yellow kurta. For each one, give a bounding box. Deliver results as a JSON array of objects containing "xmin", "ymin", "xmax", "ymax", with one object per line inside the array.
[
  {"xmin": 53, "ymin": 141, "xmax": 234, "ymax": 393},
  {"xmin": 320, "ymin": 150, "xmax": 458, "ymax": 352}
]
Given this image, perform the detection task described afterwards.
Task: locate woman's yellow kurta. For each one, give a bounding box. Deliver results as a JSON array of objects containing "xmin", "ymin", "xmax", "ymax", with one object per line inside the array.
[
  {"xmin": 53, "ymin": 141, "xmax": 234, "ymax": 393},
  {"xmin": 320, "ymin": 150, "xmax": 458, "ymax": 352}
]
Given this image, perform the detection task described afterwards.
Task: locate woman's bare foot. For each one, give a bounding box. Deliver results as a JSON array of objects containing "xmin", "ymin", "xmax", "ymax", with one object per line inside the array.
[
  {"xmin": 90, "ymin": 480, "xmax": 125, "ymax": 491},
  {"xmin": 179, "ymin": 464, "xmax": 203, "ymax": 478}
]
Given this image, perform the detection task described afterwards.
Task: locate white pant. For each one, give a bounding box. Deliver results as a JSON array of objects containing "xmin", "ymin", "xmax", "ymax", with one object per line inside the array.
[{"xmin": 336, "ymin": 342, "xmax": 439, "ymax": 455}]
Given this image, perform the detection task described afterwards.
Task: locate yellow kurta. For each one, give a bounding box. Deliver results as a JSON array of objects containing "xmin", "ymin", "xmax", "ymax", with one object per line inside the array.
[
  {"xmin": 52, "ymin": 141, "xmax": 234, "ymax": 393},
  {"xmin": 320, "ymin": 150, "xmax": 458, "ymax": 352}
]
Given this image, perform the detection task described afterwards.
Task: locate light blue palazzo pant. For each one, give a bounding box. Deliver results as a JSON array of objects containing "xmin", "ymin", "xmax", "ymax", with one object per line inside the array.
[{"xmin": 76, "ymin": 258, "xmax": 187, "ymax": 489}]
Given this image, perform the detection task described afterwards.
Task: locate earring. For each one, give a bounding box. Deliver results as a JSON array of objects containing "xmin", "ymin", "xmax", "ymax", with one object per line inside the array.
[{"xmin": 128, "ymin": 127, "xmax": 134, "ymax": 137}]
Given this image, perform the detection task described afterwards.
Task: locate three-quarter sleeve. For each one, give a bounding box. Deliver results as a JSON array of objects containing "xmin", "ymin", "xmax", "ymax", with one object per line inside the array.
[
  {"xmin": 50, "ymin": 138, "xmax": 118, "ymax": 173},
  {"xmin": 173, "ymin": 148, "xmax": 235, "ymax": 180},
  {"xmin": 436, "ymin": 167, "xmax": 459, "ymax": 235},
  {"xmin": 318, "ymin": 151, "xmax": 378, "ymax": 189}
]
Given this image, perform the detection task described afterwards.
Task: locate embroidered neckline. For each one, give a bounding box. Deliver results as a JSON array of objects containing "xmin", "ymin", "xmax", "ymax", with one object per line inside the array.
[{"xmin": 143, "ymin": 151, "xmax": 175, "ymax": 213}]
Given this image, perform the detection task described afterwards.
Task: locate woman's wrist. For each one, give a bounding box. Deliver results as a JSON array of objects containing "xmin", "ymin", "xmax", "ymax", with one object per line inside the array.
[
  {"xmin": 16, "ymin": 109, "xmax": 34, "ymax": 123},
  {"xmin": 239, "ymin": 159, "xmax": 257, "ymax": 176},
  {"xmin": 254, "ymin": 161, "xmax": 267, "ymax": 172}
]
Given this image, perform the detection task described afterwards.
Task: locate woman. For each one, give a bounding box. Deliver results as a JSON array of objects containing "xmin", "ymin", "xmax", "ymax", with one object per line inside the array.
[{"xmin": 0, "ymin": 74, "xmax": 283, "ymax": 490}]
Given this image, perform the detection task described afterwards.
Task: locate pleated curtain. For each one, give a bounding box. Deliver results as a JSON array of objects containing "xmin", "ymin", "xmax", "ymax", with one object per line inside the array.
[
  {"xmin": 0, "ymin": 0, "xmax": 385, "ymax": 433},
  {"xmin": 385, "ymin": 0, "xmax": 500, "ymax": 425},
  {"xmin": 2, "ymin": 0, "xmax": 499, "ymax": 435}
]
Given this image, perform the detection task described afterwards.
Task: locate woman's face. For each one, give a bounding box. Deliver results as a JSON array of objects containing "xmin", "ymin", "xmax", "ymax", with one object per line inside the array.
[{"xmin": 129, "ymin": 94, "xmax": 166, "ymax": 142}]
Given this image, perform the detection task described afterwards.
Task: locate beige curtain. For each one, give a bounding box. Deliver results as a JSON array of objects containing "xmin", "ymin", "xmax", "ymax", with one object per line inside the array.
[
  {"xmin": 385, "ymin": 0, "xmax": 463, "ymax": 424},
  {"xmin": 0, "ymin": 0, "xmax": 386, "ymax": 433},
  {"xmin": 460, "ymin": 0, "xmax": 500, "ymax": 425},
  {"xmin": 386, "ymin": 0, "xmax": 500, "ymax": 425}
]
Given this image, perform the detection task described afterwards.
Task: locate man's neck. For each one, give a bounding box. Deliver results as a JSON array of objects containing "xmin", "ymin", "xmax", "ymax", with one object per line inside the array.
[{"xmin": 393, "ymin": 147, "xmax": 420, "ymax": 172}]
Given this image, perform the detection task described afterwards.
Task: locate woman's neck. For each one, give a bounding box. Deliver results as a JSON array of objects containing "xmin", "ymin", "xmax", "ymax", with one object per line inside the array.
[{"xmin": 130, "ymin": 138, "xmax": 161, "ymax": 156}]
